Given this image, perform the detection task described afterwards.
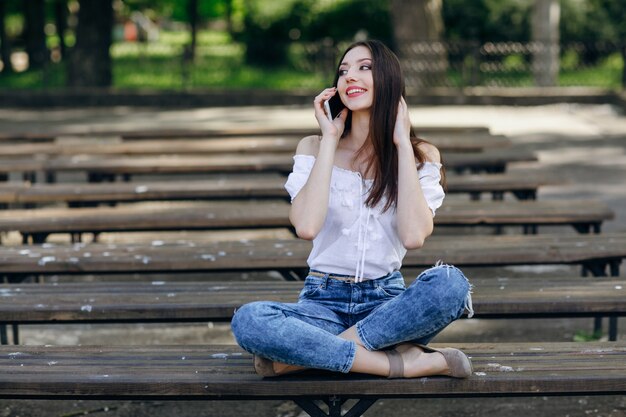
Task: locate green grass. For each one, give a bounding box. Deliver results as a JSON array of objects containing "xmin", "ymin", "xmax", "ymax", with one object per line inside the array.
[
  {"xmin": 0, "ymin": 30, "xmax": 623, "ymax": 90},
  {"xmin": 573, "ymin": 329, "xmax": 604, "ymax": 342}
]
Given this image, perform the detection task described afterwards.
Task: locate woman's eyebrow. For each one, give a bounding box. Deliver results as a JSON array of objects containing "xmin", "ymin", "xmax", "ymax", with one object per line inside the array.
[{"xmin": 339, "ymin": 58, "xmax": 372, "ymax": 66}]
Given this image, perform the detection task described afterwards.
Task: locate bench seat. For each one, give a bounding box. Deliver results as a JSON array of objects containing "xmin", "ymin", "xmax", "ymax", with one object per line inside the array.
[
  {"xmin": 0, "ymin": 125, "xmax": 492, "ymax": 143},
  {"xmin": 0, "ymin": 234, "xmax": 623, "ymax": 278},
  {"xmin": 0, "ymin": 343, "xmax": 623, "ymax": 413},
  {"xmin": 0, "ymin": 149, "xmax": 537, "ymax": 181},
  {"xmin": 0, "ymin": 171, "xmax": 557, "ymax": 205},
  {"xmin": 0, "ymin": 135, "xmax": 511, "ymax": 157},
  {"xmin": 0, "ymin": 199, "xmax": 613, "ymax": 243},
  {"xmin": 0, "ymin": 276, "xmax": 624, "ymax": 323},
  {"xmin": 0, "ymin": 233, "xmax": 626, "ymax": 277}
]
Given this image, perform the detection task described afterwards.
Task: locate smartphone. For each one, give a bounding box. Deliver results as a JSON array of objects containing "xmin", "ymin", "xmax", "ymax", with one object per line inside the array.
[{"xmin": 324, "ymin": 94, "xmax": 345, "ymax": 122}]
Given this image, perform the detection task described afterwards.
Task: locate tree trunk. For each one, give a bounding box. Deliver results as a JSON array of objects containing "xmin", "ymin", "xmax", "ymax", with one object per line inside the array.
[
  {"xmin": 531, "ymin": 0, "xmax": 560, "ymax": 87},
  {"xmin": 0, "ymin": 0, "xmax": 12, "ymax": 73},
  {"xmin": 54, "ymin": 0, "xmax": 68, "ymax": 59},
  {"xmin": 67, "ymin": 0, "xmax": 113, "ymax": 87},
  {"xmin": 23, "ymin": 0, "xmax": 47, "ymax": 69},
  {"xmin": 187, "ymin": 0, "xmax": 198, "ymax": 61},
  {"xmin": 621, "ymin": 46, "xmax": 626, "ymax": 90},
  {"xmin": 224, "ymin": 0, "xmax": 234, "ymax": 37},
  {"xmin": 390, "ymin": 0, "xmax": 447, "ymax": 89}
]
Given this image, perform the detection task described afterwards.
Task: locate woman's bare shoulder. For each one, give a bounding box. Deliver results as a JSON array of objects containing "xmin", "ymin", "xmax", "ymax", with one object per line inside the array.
[
  {"xmin": 417, "ymin": 141, "xmax": 441, "ymax": 163},
  {"xmin": 295, "ymin": 135, "xmax": 321, "ymax": 156}
]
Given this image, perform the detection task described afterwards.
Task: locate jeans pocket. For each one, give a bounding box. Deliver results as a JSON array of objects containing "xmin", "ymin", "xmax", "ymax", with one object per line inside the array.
[
  {"xmin": 376, "ymin": 282, "xmax": 405, "ymax": 298},
  {"xmin": 298, "ymin": 283, "xmax": 323, "ymax": 300}
]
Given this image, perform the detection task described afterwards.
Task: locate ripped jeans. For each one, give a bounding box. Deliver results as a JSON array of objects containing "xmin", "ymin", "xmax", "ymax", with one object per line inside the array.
[{"xmin": 231, "ymin": 264, "xmax": 473, "ymax": 374}]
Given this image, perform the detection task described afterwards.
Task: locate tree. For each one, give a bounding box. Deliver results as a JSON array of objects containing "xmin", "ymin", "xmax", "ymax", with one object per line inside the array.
[
  {"xmin": 54, "ymin": 0, "xmax": 68, "ymax": 59},
  {"xmin": 0, "ymin": 0, "xmax": 11, "ymax": 73},
  {"xmin": 67, "ymin": 0, "xmax": 114, "ymax": 87},
  {"xmin": 591, "ymin": 0, "xmax": 626, "ymax": 88},
  {"xmin": 23, "ymin": 0, "xmax": 47, "ymax": 69},
  {"xmin": 390, "ymin": 0, "xmax": 447, "ymax": 88},
  {"xmin": 186, "ymin": 0, "xmax": 198, "ymax": 61},
  {"xmin": 531, "ymin": 0, "xmax": 560, "ymax": 87}
]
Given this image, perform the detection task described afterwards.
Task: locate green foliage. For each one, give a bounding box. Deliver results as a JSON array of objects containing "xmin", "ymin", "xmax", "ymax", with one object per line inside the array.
[
  {"xmin": 443, "ymin": 0, "xmax": 531, "ymax": 42},
  {"xmin": 573, "ymin": 329, "xmax": 604, "ymax": 342},
  {"xmin": 234, "ymin": 0, "xmax": 391, "ymax": 67},
  {"xmin": 301, "ymin": 0, "xmax": 391, "ymax": 44}
]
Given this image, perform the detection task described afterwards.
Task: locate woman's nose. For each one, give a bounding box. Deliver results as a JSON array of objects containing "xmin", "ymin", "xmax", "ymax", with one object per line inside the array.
[
  {"xmin": 345, "ymin": 67, "xmax": 358, "ymax": 82},
  {"xmin": 346, "ymin": 71, "xmax": 356, "ymax": 81}
]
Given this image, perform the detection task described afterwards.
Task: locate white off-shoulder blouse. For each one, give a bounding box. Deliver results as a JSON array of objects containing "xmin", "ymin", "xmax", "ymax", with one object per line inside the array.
[{"xmin": 284, "ymin": 155, "xmax": 445, "ymax": 282}]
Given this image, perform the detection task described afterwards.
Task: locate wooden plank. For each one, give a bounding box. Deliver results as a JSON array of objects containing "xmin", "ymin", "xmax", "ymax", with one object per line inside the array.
[
  {"xmin": 0, "ymin": 343, "xmax": 623, "ymax": 399},
  {"xmin": 0, "ymin": 150, "xmax": 537, "ymax": 177},
  {"xmin": 0, "ymin": 276, "xmax": 624, "ymax": 323},
  {"xmin": 0, "ymin": 126, "xmax": 492, "ymax": 142},
  {"xmin": 0, "ymin": 199, "xmax": 613, "ymax": 236},
  {"xmin": 0, "ymin": 135, "xmax": 510, "ymax": 157},
  {"xmin": 0, "ymin": 171, "xmax": 557, "ymax": 205},
  {"xmin": 0, "ymin": 234, "xmax": 623, "ymax": 275}
]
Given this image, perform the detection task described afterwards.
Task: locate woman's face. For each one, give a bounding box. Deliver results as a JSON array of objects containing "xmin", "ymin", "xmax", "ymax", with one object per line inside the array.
[{"xmin": 337, "ymin": 45, "xmax": 374, "ymax": 113}]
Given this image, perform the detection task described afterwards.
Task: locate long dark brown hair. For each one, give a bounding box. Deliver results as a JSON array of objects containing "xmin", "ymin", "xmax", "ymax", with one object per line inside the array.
[{"xmin": 332, "ymin": 40, "xmax": 446, "ymax": 212}]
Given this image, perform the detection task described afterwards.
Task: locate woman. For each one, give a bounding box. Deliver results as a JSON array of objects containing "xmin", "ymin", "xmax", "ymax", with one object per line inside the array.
[{"xmin": 231, "ymin": 40, "xmax": 474, "ymax": 379}]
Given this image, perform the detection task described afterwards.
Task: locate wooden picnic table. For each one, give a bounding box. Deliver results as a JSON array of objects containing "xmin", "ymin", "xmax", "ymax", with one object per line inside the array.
[
  {"xmin": 0, "ymin": 171, "xmax": 557, "ymax": 206},
  {"xmin": 0, "ymin": 199, "xmax": 613, "ymax": 244}
]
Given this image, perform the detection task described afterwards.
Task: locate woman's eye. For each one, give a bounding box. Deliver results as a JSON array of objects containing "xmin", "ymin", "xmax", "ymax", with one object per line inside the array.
[
  {"xmin": 361, "ymin": 65, "xmax": 371, "ymax": 71},
  {"xmin": 338, "ymin": 69, "xmax": 348, "ymax": 76}
]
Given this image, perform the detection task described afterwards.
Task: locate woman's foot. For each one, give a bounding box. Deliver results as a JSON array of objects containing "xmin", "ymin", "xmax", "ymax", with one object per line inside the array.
[{"xmin": 386, "ymin": 343, "xmax": 472, "ymax": 378}]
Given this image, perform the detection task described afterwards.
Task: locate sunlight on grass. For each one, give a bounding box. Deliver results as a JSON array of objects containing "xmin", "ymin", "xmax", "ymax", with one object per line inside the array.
[{"xmin": 1, "ymin": 30, "xmax": 623, "ymax": 91}]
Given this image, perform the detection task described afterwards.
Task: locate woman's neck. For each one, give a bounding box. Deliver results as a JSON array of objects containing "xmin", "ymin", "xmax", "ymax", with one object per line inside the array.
[{"xmin": 344, "ymin": 110, "xmax": 371, "ymax": 150}]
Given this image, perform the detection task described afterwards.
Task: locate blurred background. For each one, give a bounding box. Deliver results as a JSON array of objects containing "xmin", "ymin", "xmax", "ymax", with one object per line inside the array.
[{"xmin": 0, "ymin": 0, "xmax": 624, "ymax": 93}]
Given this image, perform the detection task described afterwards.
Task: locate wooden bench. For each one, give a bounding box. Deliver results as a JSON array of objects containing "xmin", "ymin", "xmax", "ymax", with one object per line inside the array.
[
  {"xmin": 0, "ymin": 234, "xmax": 623, "ymax": 279},
  {"xmin": 1, "ymin": 275, "xmax": 624, "ymax": 344},
  {"xmin": 0, "ymin": 199, "xmax": 613, "ymax": 244},
  {"xmin": 0, "ymin": 342, "xmax": 623, "ymax": 417},
  {"xmin": 0, "ymin": 125, "xmax": 493, "ymax": 142},
  {"xmin": 0, "ymin": 149, "xmax": 537, "ymax": 183},
  {"xmin": 0, "ymin": 170, "xmax": 558, "ymax": 207},
  {"xmin": 0, "ymin": 134, "xmax": 511, "ymax": 157}
]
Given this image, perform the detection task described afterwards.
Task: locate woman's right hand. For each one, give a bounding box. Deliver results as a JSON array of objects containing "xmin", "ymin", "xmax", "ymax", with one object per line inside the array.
[{"xmin": 313, "ymin": 87, "xmax": 347, "ymax": 141}]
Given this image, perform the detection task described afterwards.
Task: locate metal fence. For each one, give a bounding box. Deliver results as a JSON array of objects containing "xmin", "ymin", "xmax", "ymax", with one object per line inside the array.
[
  {"xmin": 294, "ymin": 40, "xmax": 625, "ymax": 90},
  {"xmin": 30, "ymin": 39, "xmax": 625, "ymax": 90}
]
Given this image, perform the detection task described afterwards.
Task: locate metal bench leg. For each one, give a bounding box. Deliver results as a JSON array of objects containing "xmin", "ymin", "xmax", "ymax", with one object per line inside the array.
[
  {"xmin": 512, "ymin": 190, "xmax": 536, "ymax": 200},
  {"xmin": 0, "ymin": 325, "xmax": 7, "ymax": 345},
  {"xmin": 295, "ymin": 397, "xmax": 376, "ymax": 417},
  {"xmin": 594, "ymin": 317, "xmax": 603, "ymax": 336},
  {"xmin": 609, "ymin": 317, "xmax": 618, "ymax": 342},
  {"xmin": 12, "ymin": 324, "xmax": 19, "ymax": 344}
]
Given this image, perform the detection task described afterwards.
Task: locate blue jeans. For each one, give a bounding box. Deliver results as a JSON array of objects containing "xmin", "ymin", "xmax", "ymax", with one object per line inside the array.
[{"xmin": 231, "ymin": 264, "xmax": 473, "ymax": 373}]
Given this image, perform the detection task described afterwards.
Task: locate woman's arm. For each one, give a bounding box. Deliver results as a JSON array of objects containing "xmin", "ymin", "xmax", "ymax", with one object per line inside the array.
[
  {"xmin": 394, "ymin": 98, "xmax": 438, "ymax": 249},
  {"xmin": 289, "ymin": 88, "xmax": 347, "ymax": 240}
]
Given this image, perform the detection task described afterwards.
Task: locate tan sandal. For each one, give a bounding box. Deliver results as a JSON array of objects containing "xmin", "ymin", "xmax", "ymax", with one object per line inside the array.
[
  {"xmin": 253, "ymin": 354, "xmax": 278, "ymax": 377},
  {"xmin": 385, "ymin": 344, "xmax": 473, "ymax": 379}
]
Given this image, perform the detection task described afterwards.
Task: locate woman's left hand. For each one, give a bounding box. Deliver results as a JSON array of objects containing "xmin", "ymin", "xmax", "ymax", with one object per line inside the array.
[{"xmin": 393, "ymin": 96, "xmax": 412, "ymax": 149}]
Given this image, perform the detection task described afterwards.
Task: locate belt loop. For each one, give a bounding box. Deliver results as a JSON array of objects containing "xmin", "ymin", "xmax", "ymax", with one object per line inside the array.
[{"xmin": 322, "ymin": 272, "xmax": 329, "ymax": 289}]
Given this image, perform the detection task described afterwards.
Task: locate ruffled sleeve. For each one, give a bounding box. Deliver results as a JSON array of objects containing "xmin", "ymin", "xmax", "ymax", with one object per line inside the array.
[
  {"xmin": 284, "ymin": 155, "xmax": 315, "ymax": 202},
  {"xmin": 418, "ymin": 162, "xmax": 445, "ymax": 216}
]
